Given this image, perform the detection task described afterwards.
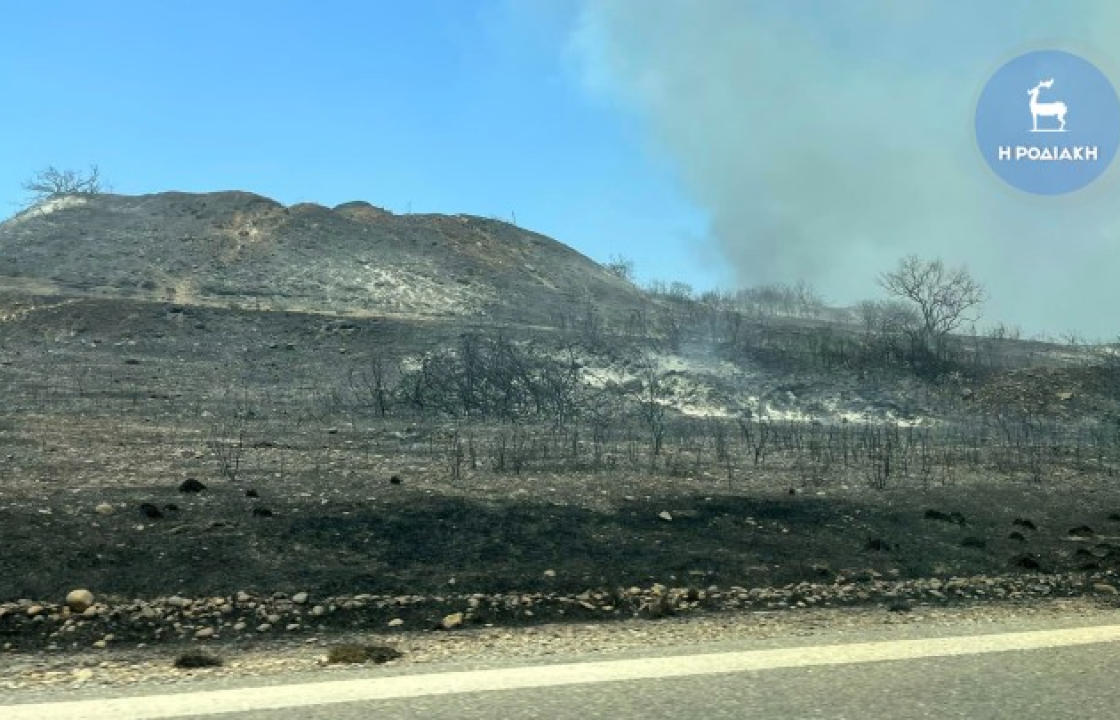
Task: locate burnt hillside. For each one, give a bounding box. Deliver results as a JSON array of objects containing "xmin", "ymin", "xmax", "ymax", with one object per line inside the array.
[{"xmin": 0, "ymin": 191, "xmax": 646, "ymax": 325}]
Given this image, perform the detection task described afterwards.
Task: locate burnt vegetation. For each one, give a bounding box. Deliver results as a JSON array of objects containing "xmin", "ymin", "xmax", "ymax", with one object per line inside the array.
[{"xmin": 2, "ymin": 192, "xmax": 1120, "ymax": 631}]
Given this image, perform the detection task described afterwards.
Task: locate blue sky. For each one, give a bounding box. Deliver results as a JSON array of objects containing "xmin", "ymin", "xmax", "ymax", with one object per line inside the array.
[
  {"xmin": 0, "ymin": 1, "xmax": 716, "ymax": 289},
  {"xmin": 4, "ymin": 1, "xmax": 1120, "ymax": 338}
]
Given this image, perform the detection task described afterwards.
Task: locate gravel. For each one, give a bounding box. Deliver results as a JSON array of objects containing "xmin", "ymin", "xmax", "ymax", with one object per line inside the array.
[
  {"xmin": 2, "ymin": 569, "xmax": 1120, "ymax": 674},
  {"xmin": 2, "ymin": 594, "xmax": 1118, "ymax": 693}
]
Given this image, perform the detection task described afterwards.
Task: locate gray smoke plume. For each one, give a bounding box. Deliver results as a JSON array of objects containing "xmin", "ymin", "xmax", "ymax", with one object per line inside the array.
[{"xmin": 569, "ymin": 0, "xmax": 1120, "ymax": 338}]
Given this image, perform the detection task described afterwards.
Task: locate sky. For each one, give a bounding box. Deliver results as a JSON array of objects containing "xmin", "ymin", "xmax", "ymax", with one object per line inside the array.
[
  {"xmin": 2, "ymin": 1, "xmax": 1120, "ymax": 339},
  {"xmin": 0, "ymin": 1, "xmax": 714, "ymax": 291}
]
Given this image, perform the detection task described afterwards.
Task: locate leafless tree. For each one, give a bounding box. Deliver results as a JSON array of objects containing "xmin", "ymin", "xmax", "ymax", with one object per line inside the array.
[
  {"xmin": 633, "ymin": 360, "xmax": 667, "ymax": 459},
  {"xmin": 604, "ymin": 254, "xmax": 635, "ymax": 282},
  {"xmin": 668, "ymin": 281, "xmax": 693, "ymax": 301},
  {"xmin": 350, "ymin": 353, "xmax": 394, "ymax": 417},
  {"xmin": 986, "ymin": 323, "xmax": 1021, "ymax": 341},
  {"xmin": 857, "ymin": 300, "xmax": 915, "ymax": 337},
  {"xmin": 22, "ymin": 165, "xmax": 106, "ymax": 205},
  {"xmin": 207, "ymin": 419, "xmax": 245, "ymax": 481},
  {"xmin": 878, "ymin": 256, "xmax": 985, "ymax": 359},
  {"xmin": 735, "ymin": 281, "xmax": 823, "ymax": 318},
  {"xmin": 856, "ymin": 299, "xmax": 918, "ymax": 364}
]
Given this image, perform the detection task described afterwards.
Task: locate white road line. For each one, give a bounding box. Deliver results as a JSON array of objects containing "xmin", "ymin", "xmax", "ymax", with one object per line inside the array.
[{"xmin": 6, "ymin": 624, "xmax": 1120, "ymax": 719}]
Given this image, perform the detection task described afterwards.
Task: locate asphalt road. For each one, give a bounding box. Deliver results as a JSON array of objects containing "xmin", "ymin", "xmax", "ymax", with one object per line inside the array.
[{"xmin": 5, "ymin": 616, "xmax": 1120, "ymax": 719}]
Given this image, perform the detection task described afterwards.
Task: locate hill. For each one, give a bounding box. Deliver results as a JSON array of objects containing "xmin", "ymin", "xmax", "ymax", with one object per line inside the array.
[{"xmin": 0, "ymin": 191, "xmax": 644, "ymax": 324}]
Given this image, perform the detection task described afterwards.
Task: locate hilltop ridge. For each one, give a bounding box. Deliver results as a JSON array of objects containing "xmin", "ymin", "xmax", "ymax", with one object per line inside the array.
[{"xmin": 0, "ymin": 191, "xmax": 644, "ymax": 323}]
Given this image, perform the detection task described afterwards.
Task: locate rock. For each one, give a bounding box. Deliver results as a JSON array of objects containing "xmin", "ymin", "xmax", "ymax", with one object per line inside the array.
[
  {"xmin": 1008, "ymin": 531, "xmax": 1026, "ymax": 541},
  {"xmin": 440, "ymin": 612, "xmax": 464, "ymax": 630},
  {"xmin": 543, "ymin": 569, "xmax": 556, "ymax": 578},
  {"xmin": 252, "ymin": 507, "xmax": 273, "ymax": 518},
  {"xmin": 1012, "ymin": 518, "xmax": 1037, "ymax": 530},
  {"xmin": 72, "ymin": 668, "xmax": 94, "ymax": 682},
  {"xmin": 641, "ymin": 594, "xmax": 674, "ymax": 618},
  {"xmin": 92, "ymin": 640, "xmax": 107, "ymax": 649},
  {"xmin": 1056, "ymin": 391, "xmax": 1074, "ymax": 401},
  {"xmin": 923, "ymin": 509, "xmax": 965, "ymax": 525},
  {"xmin": 66, "ymin": 589, "xmax": 94, "ymax": 613},
  {"xmin": 233, "ymin": 622, "xmax": 247, "ymax": 631},
  {"xmin": 235, "ymin": 591, "xmax": 252, "ymax": 603},
  {"xmin": 658, "ymin": 511, "xmax": 673, "ymax": 521},
  {"xmin": 1069, "ymin": 525, "xmax": 1095, "ymax": 538},
  {"xmin": 179, "ymin": 478, "xmax": 206, "ymax": 493},
  {"xmin": 310, "ymin": 605, "xmax": 326, "ymax": 617},
  {"xmin": 326, "ymin": 644, "xmax": 402, "ymax": 665},
  {"xmin": 1092, "ymin": 583, "xmax": 1119, "ymax": 595},
  {"xmin": 94, "ymin": 502, "xmax": 115, "ymax": 515},
  {"xmin": 194, "ymin": 627, "xmax": 215, "ymax": 639},
  {"xmin": 389, "ymin": 475, "xmax": 402, "ymax": 485},
  {"xmin": 245, "ymin": 489, "xmax": 259, "ymax": 498},
  {"xmin": 388, "ymin": 618, "xmax": 404, "ymax": 627},
  {"xmin": 134, "ymin": 605, "xmax": 159, "ymax": 621},
  {"xmin": 139, "ymin": 503, "xmax": 163, "ymax": 519},
  {"xmin": 1010, "ymin": 553, "xmax": 1042, "ymax": 570},
  {"xmin": 178, "ymin": 479, "xmax": 207, "ymax": 494},
  {"xmin": 257, "ymin": 623, "xmax": 272, "ymax": 632},
  {"xmin": 292, "ymin": 592, "xmax": 309, "ymax": 605},
  {"xmin": 26, "ymin": 604, "xmax": 44, "ymax": 617},
  {"xmin": 174, "ymin": 650, "xmax": 222, "ymax": 668},
  {"xmin": 286, "ymin": 623, "xmax": 301, "ymax": 631}
]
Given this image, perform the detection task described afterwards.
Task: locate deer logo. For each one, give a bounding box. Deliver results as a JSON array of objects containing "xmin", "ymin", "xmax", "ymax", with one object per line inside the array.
[
  {"xmin": 977, "ymin": 50, "xmax": 1118, "ymax": 194},
  {"xmin": 1028, "ymin": 78, "xmax": 1068, "ymax": 132}
]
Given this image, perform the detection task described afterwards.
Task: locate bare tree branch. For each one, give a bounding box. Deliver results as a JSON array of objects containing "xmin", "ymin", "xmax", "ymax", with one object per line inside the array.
[
  {"xmin": 21, "ymin": 164, "xmax": 106, "ymax": 206},
  {"xmin": 878, "ymin": 255, "xmax": 985, "ymax": 358}
]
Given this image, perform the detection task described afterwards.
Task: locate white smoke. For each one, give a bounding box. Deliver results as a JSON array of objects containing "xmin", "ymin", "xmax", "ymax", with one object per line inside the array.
[{"xmin": 568, "ymin": 0, "xmax": 1120, "ymax": 338}]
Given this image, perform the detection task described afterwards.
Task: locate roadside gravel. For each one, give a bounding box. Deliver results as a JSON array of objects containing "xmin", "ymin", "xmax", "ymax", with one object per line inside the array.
[{"xmin": 3, "ymin": 593, "xmax": 1119, "ymax": 693}]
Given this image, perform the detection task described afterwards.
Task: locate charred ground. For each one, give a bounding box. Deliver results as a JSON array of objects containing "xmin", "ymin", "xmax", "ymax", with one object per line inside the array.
[{"xmin": 2, "ymin": 192, "xmax": 1120, "ymax": 649}]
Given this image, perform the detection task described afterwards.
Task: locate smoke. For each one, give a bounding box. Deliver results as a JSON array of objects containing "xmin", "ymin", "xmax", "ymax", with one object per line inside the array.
[{"xmin": 569, "ymin": 1, "xmax": 1120, "ymax": 338}]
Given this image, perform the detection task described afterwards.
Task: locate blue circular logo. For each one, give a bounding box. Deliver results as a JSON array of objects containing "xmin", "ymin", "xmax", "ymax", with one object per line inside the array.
[{"xmin": 975, "ymin": 50, "xmax": 1120, "ymax": 194}]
